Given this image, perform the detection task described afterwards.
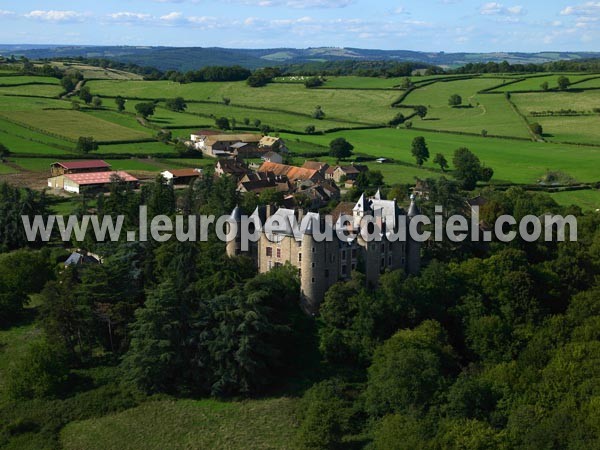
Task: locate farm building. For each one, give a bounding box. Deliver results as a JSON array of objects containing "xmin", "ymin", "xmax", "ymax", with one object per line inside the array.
[
  {"xmin": 48, "ymin": 171, "xmax": 138, "ymax": 194},
  {"xmin": 50, "ymin": 160, "xmax": 111, "ymax": 177},
  {"xmin": 191, "ymin": 132, "xmax": 262, "ymax": 158},
  {"xmin": 161, "ymin": 168, "xmax": 203, "ymax": 185},
  {"xmin": 257, "ymin": 161, "xmax": 324, "ymax": 184},
  {"xmin": 261, "ymin": 151, "xmax": 283, "ymax": 164}
]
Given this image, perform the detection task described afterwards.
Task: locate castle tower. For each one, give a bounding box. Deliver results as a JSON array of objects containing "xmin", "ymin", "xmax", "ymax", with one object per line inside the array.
[
  {"xmin": 300, "ymin": 214, "xmax": 338, "ymax": 312},
  {"xmin": 406, "ymin": 195, "xmax": 421, "ymax": 274},
  {"xmin": 226, "ymin": 205, "xmax": 242, "ymax": 258}
]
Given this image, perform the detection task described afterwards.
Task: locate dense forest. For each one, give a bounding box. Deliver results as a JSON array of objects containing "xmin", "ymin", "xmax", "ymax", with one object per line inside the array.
[{"xmin": 0, "ymin": 171, "xmax": 598, "ymax": 448}]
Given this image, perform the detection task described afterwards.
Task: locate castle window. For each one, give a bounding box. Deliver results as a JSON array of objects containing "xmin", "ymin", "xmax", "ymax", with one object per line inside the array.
[
  {"xmin": 298, "ymin": 253, "xmax": 302, "ymax": 262},
  {"xmin": 312, "ymin": 277, "xmax": 316, "ymax": 283},
  {"xmin": 266, "ymin": 247, "xmax": 272, "ymax": 257},
  {"xmin": 351, "ymin": 263, "xmax": 356, "ymax": 270},
  {"xmin": 342, "ymin": 250, "xmax": 346, "ymax": 260},
  {"xmin": 351, "ymin": 249, "xmax": 357, "ymax": 259},
  {"xmin": 388, "ymin": 256, "xmax": 392, "ymax": 266},
  {"xmin": 298, "ymin": 269, "xmax": 301, "ymax": 277},
  {"xmin": 311, "ymin": 262, "xmax": 315, "ymax": 268},
  {"xmin": 341, "ymin": 265, "xmax": 347, "ymax": 275},
  {"xmin": 325, "ymin": 269, "xmax": 329, "ymax": 278},
  {"xmin": 312, "ymin": 247, "xmax": 316, "ymax": 253},
  {"xmin": 381, "ymin": 243, "xmax": 385, "ymax": 253},
  {"xmin": 275, "ymin": 262, "xmax": 282, "ymax": 268},
  {"xmin": 276, "ymin": 248, "xmax": 281, "ymax": 258}
]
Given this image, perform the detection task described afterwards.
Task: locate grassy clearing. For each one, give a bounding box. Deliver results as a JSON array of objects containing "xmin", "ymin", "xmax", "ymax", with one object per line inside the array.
[
  {"xmin": 530, "ymin": 115, "xmax": 600, "ymax": 144},
  {"xmin": 0, "ymin": 322, "xmax": 42, "ymax": 404},
  {"xmin": 0, "ymin": 76, "xmax": 60, "ymax": 86},
  {"xmin": 0, "ymin": 84, "xmax": 63, "ymax": 98},
  {"xmin": 60, "ymin": 397, "xmax": 300, "ymax": 450},
  {"xmin": 549, "ymin": 189, "xmax": 600, "ymax": 211},
  {"xmin": 402, "ymin": 78, "xmax": 530, "ymax": 138},
  {"xmin": 281, "ymin": 128, "xmax": 600, "ymax": 184},
  {"xmin": 0, "ymin": 110, "xmax": 151, "ymax": 142},
  {"xmin": 97, "ymin": 141, "xmax": 174, "ymax": 156},
  {"xmin": 490, "ymin": 74, "xmax": 596, "ymax": 92},
  {"xmin": 86, "ymin": 80, "xmax": 399, "ymax": 125},
  {"xmin": 159, "ymin": 158, "xmax": 214, "ymax": 169}
]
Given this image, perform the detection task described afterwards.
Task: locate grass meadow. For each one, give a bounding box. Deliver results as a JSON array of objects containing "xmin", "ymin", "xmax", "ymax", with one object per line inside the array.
[
  {"xmin": 0, "ymin": 110, "xmax": 151, "ymax": 142},
  {"xmin": 0, "ymin": 84, "xmax": 64, "ymax": 98},
  {"xmin": 86, "ymin": 80, "xmax": 400, "ymax": 125},
  {"xmin": 490, "ymin": 73, "xmax": 596, "ymax": 92},
  {"xmin": 550, "ymin": 189, "xmax": 600, "ymax": 211},
  {"xmin": 282, "ymin": 128, "xmax": 600, "ymax": 184},
  {"xmin": 60, "ymin": 398, "xmax": 300, "ymax": 450},
  {"xmin": 401, "ymin": 79, "xmax": 531, "ymax": 138}
]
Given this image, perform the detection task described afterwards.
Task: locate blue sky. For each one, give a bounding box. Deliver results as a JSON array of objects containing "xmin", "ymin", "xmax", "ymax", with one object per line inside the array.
[{"xmin": 0, "ymin": 1, "xmax": 598, "ymax": 51}]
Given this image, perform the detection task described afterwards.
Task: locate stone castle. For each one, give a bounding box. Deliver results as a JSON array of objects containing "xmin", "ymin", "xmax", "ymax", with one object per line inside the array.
[{"xmin": 227, "ymin": 191, "xmax": 421, "ymax": 311}]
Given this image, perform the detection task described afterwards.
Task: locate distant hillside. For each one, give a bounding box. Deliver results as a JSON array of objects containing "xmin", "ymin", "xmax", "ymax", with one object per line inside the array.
[{"xmin": 0, "ymin": 45, "xmax": 598, "ymax": 71}]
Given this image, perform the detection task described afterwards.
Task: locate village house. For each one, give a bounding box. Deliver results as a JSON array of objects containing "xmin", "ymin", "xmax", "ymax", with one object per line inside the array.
[
  {"xmin": 191, "ymin": 132, "xmax": 262, "ymax": 158},
  {"xmin": 325, "ymin": 164, "xmax": 368, "ymax": 183},
  {"xmin": 258, "ymin": 161, "xmax": 324, "ymax": 184},
  {"xmin": 301, "ymin": 161, "xmax": 330, "ymax": 177},
  {"xmin": 261, "ymin": 151, "xmax": 284, "ymax": 164},
  {"xmin": 258, "ymin": 136, "xmax": 287, "ymax": 153},
  {"xmin": 237, "ymin": 172, "xmax": 292, "ymax": 195},
  {"xmin": 160, "ymin": 168, "xmax": 203, "ymax": 186},
  {"xmin": 215, "ymin": 158, "xmax": 252, "ymax": 180}
]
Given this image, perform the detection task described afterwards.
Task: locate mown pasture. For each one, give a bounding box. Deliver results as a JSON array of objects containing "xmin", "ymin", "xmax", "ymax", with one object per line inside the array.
[
  {"xmin": 401, "ymin": 78, "xmax": 531, "ymax": 138},
  {"xmin": 86, "ymin": 80, "xmax": 400, "ymax": 125},
  {"xmin": 0, "ymin": 109, "xmax": 152, "ymax": 142}
]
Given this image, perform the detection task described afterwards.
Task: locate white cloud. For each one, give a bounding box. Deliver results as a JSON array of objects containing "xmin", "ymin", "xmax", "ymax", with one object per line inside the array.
[
  {"xmin": 108, "ymin": 12, "xmax": 152, "ymax": 23},
  {"xmin": 241, "ymin": 0, "xmax": 353, "ymax": 8},
  {"xmin": 392, "ymin": 6, "xmax": 409, "ymax": 14},
  {"xmin": 24, "ymin": 10, "xmax": 87, "ymax": 23},
  {"xmin": 0, "ymin": 10, "xmax": 14, "ymax": 17},
  {"xmin": 560, "ymin": 2, "xmax": 600, "ymax": 16},
  {"xmin": 480, "ymin": 2, "xmax": 524, "ymax": 16}
]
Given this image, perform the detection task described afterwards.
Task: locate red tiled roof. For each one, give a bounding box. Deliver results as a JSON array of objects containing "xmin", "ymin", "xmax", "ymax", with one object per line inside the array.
[
  {"xmin": 191, "ymin": 129, "xmax": 220, "ymax": 136},
  {"xmin": 53, "ymin": 160, "xmax": 111, "ymax": 170},
  {"xmin": 64, "ymin": 171, "xmax": 138, "ymax": 186},
  {"xmin": 258, "ymin": 161, "xmax": 322, "ymax": 183}
]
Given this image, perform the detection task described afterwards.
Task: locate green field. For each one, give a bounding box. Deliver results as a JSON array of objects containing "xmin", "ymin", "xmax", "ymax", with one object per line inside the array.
[
  {"xmin": 490, "ymin": 74, "xmax": 597, "ymax": 92},
  {"xmin": 0, "ymin": 84, "xmax": 63, "ymax": 97},
  {"xmin": 183, "ymin": 102, "xmax": 354, "ymax": 132},
  {"xmin": 0, "ymin": 118, "xmax": 74, "ymax": 154},
  {"xmin": 0, "ymin": 109, "xmax": 152, "ymax": 142},
  {"xmin": 550, "ymin": 189, "xmax": 600, "ymax": 211},
  {"xmin": 86, "ymin": 80, "xmax": 399, "ymax": 125},
  {"xmin": 97, "ymin": 141, "xmax": 174, "ymax": 156},
  {"xmin": 0, "ymin": 163, "xmax": 17, "ymax": 174},
  {"xmin": 321, "ymin": 76, "xmax": 404, "ymax": 89},
  {"xmin": 0, "ymin": 95, "xmax": 69, "ymax": 111},
  {"xmin": 10, "ymin": 157, "xmax": 58, "ymax": 171},
  {"xmin": 60, "ymin": 397, "xmax": 300, "ymax": 450},
  {"xmin": 283, "ymin": 128, "xmax": 600, "ymax": 184},
  {"xmin": 511, "ymin": 91, "xmax": 600, "ymax": 143},
  {"xmin": 0, "ymin": 76, "xmax": 60, "ymax": 86},
  {"xmin": 570, "ymin": 77, "xmax": 600, "ymax": 89},
  {"xmin": 401, "ymin": 78, "xmax": 530, "ymax": 138}
]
